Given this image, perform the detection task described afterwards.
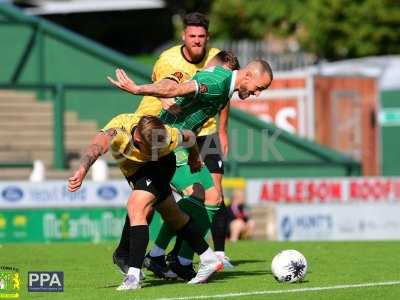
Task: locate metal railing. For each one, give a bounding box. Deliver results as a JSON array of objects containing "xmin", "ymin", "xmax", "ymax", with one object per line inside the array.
[{"xmin": 212, "ymin": 39, "xmax": 318, "ymax": 71}]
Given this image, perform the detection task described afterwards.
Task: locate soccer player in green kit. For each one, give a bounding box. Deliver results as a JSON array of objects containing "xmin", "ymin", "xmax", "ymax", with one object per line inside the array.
[{"xmin": 108, "ymin": 55, "xmax": 273, "ymax": 281}]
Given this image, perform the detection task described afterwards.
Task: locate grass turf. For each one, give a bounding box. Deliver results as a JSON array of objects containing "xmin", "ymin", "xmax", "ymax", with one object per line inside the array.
[{"xmin": 2, "ymin": 240, "xmax": 400, "ymax": 300}]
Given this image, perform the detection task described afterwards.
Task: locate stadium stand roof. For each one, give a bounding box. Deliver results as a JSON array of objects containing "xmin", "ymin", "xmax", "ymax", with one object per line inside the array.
[
  {"xmin": 303, "ymin": 56, "xmax": 400, "ymax": 91},
  {"xmin": 14, "ymin": 0, "xmax": 165, "ymax": 15}
]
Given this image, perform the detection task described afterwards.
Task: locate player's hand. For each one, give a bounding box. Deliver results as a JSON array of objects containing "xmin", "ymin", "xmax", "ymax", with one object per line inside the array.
[
  {"xmin": 219, "ymin": 131, "xmax": 229, "ymax": 158},
  {"xmin": 161, "ymin": 98, "xmax": 181, "ymax": 115},
  {"xmin": 107, "ymin": 69, "xmax": 139, "ymax": 94},
  {"xmin": 68, "ymin": 167, "xmax": 87, "ymax": 192},
  {"xmin": 188, "ymin": 152, "xmax": 202, "ymax": 173}
]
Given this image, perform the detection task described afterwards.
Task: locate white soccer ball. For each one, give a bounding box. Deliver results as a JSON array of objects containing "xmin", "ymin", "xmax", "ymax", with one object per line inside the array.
[{"xmin": 271, "ymin": 250, "xmax": 308, "ymax": 283}]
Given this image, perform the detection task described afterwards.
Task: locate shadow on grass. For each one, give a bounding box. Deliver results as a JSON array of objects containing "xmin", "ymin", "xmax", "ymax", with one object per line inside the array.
[
  {"xmin": 215, "ymin": 269, "xmax": 271, "ymax": 281},
  {"xmin": 98, "ymin": 284, "xmax": 120, "ymax": 289},
  {"xmin": 98, "ymin": 268, "xmax": 311, "ymax": 289},
  {"xmin": 230, "ymin": 259, "xmax": 266, "ymax": 267},
  {"xmin": 141, "ymin": 270, "xmax": 271, "ymax": 287}
]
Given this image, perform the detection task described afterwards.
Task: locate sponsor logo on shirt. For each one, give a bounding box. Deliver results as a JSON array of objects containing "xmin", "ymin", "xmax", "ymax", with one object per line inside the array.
[{"xmin": 199, "ymin": 84, "xmax": 208, "ymax": 94}]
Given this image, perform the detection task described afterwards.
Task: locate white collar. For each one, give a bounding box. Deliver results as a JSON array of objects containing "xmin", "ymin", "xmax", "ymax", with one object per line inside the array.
[{"xmin": 228, "ymin": 70, "xmax": 237, "ymax": 98}]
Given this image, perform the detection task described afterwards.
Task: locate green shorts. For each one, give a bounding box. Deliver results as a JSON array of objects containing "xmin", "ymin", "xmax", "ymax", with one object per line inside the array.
[{"xmin": 171, "ymin": 163, "xmax": 214, "ymax": 193}]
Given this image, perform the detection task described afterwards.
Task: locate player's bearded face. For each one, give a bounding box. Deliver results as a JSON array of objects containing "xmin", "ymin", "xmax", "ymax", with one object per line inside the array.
[
  {"xmin": 238, "ymin": 85, "xmax": 251, "ymax": 100},
  {"xmin": 183, "ymin": 26, "xmax": 208, "ymax": 59}
]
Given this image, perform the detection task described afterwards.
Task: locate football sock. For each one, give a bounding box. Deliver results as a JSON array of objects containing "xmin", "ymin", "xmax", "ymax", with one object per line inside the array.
[
  {"xmin": 170, "ymin": 236, "xmax": 183, "ymax": 256},
  {"xmin": 176, "ymin": 219, "xmax": 209, "ymax": 256},
  {"xmin": 178, "ymin": 256, "xmax": 193, "ymax": 266},
  {"xmin": 199, "ymin": 247, "xmax": 218, "ymax": 263},
  {"xmin": 127, "ymin": 267, "xmax": 141, "ymax": 280},
  {"xmin": 215, "ymin": 251, "xmax": 226, "ymax": 258},
  {"xmin": 211, "ymin": 201, "xmax": 228, "ymax": 252},
  {"xmin": 149, "ymin": 244, "xmax": 165, "ymax": 257},
  {"xmin": 154, "ymin": 220, "xmax": 174, "ymax": 250},
  {"xmin": 178, "ymin": 203, "xmax": 216, "ymax": 260},
  {"xmin": 115, "ymin": 214, "xmax": 130, "ymax": 256},
  {"xmin": 116, "ymin": 212, "xmax": 155, "ymax": 257},
  {"xmin": 127, "ymin": 225, "xmax": 149, "ymax": 269},
  {"xmin": 154, "ymin": 196, "xmax": 208, "ymax": 250},
  {"xmin": 206, "ymin": 203, "xmax": 219, "ymax": 223}
]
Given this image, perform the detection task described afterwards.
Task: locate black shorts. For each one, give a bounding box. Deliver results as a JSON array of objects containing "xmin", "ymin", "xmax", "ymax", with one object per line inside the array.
[
  {"xmin": 196, "ymin": 133, "xmax": 224, "ymax": 174},
  {"xmin": 125, "ymin": 152, "xmax": 176, "ymax": 205}
]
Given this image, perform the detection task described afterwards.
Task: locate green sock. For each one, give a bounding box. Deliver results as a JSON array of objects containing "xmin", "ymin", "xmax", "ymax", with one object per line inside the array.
[
  {"xmin": 205, "ymin": 204, "xmax": 219, "ymax": 223},
  {"xmin": 178, "ymin": 203, "xmax": 218, "ymax": 260},
  {"xmin": 154, "ymin": 220, "xmax": 175, "ymax": 250},
  {"xmin": 154, "ymin": 196, "xmax": 208, "ymax": 250}
]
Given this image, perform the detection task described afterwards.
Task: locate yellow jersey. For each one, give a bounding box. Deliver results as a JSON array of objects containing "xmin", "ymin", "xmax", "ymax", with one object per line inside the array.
[
  {"xmin": 102, "ymin": 113, "xmax": 182, "ymax": 177},
  {"xmin": 135, "ymin": 45, "xmax": 220, "ymax": 136}
]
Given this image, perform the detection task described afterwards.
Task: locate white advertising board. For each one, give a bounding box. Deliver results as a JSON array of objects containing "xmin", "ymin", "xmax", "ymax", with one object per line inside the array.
[
  {"xmin": 0, "ymin": 181, "xmax": 131, "ymax": 208},
  {"xmin": 276, "ymin": 204, "xmax": 400, "ymax": 241}
]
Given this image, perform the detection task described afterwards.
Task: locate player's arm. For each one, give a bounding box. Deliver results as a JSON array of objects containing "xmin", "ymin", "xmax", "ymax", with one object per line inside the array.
[
  {"xmin": 180, "ymin": 130, "xmax": 202, "ymax": 173},
  {"xmin": 108, "ymin": 69, "xmax": 197, "ymax": 98},
  {"xmin": 219, "ymin": 102, "xmax": 230, "ymax": 157},
  {"xmin": 68, "ymin": 129, "xmax": 115, "ymax": 192},
  {"xmin": 135, "ymin": 79, "xmax": 196, "ymax": 98}
]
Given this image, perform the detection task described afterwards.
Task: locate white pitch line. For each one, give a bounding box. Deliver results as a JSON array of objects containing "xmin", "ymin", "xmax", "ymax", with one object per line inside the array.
[{"xmin": 156, "ymin": 280, "xmax": 400, "ymax": 300}]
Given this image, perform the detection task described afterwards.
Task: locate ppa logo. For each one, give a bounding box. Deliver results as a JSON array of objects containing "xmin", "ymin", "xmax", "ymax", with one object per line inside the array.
[{"xmin": 28, "ymin": 272, "xmax": 63, "ymax": 292}]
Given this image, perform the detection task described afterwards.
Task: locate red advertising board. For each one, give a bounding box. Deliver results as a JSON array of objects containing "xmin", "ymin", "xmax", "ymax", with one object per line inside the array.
[
  {"xmin": 231, "ymin": 74, "xmax": 311, "ymax": 137},
  {"xmin": 246, "ymin": 177, "xmax": 400, "ymax": 204},
  {"xmin": 232, "ymin": 98, "xmax": 299, "ymax": 134}
]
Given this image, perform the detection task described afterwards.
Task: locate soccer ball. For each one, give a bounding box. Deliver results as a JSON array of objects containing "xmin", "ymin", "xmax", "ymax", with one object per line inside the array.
[{"xmin": 271, "ymin": 250, "xmax": 308, "ymax": 283}]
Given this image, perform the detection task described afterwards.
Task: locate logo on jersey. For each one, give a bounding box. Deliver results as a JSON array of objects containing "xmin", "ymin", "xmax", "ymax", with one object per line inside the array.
[
  {"xmin": 146, "ymin": 179, "xmax": 152, "ymax": 187},
  {"xmin": 173, "ymin": 72, "xmax": 184, "ymax": 81},
  {"xmin": 199, "ymin": 84, "xmax": 208, "ymax": 94}
]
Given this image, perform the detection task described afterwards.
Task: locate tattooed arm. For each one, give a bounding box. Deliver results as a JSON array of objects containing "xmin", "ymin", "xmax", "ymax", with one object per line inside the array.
[
  {"xmin": 68, "ymin": 129, "xmax": 116, "ymax": 192},
  {"xmin": 108, "ymin": 68, "xmax": 197, "ymax": 98}
]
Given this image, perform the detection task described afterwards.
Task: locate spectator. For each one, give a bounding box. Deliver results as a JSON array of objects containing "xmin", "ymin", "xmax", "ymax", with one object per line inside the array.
[{"xmin": 227, "ymin": 189, "xmax": 255, "ymax": 242}]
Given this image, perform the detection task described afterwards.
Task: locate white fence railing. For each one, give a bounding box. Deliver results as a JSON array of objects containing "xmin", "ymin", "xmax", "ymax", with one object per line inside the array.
[{"xmin": 212, "ymin": 40, "xmax": 318, "ymax": 71}]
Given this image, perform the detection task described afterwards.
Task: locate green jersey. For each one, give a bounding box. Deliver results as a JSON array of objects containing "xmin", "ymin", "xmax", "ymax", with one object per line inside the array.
[{"xmin": 159, "ymin": 65, "xmax": 236, "ymax": 133}]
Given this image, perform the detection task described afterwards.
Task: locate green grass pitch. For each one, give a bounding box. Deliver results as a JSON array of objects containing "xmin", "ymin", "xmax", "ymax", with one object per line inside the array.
[{"xmin": 2, "ymin": 240, "xmax": 400, "ymax": 300}]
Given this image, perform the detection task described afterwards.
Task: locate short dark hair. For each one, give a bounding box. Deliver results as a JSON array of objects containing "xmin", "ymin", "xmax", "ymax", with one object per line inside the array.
[
  {"xmin": 215, "ymin": 50, "xmax": 240, "ymax": 70},
  {"xmin": 183, "ymin": 12, "xmax": 209, "ymax": 31},
  {"xmin": 254, "ymin": 59, "xmax": 273, "ymax": 82}
]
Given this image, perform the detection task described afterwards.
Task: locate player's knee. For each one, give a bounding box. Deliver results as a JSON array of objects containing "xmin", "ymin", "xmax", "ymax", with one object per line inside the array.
[
  {"xmin": 127, "ymin": 208, "xmax": 148, "ymax": 225},
  {"xmin": 205, "ymin": 186, "xmax": 220, "ymax": 205},
  {"xmin": 126, "ymin": 197, "xmax": 151, "ymax": 225}
]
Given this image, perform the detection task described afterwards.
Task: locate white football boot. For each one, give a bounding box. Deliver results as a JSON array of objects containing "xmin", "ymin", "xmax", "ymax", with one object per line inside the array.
[
  {"xmin": 187, "ymin": 259, "xmax": 224, "ymax": 284},
  {"xmin": 116, "ymin": 275, "xmax": 141, "ymax": 291},
  {"xmin": 217, "ymin": 254, "xmax": 234, "ymax": 269}
]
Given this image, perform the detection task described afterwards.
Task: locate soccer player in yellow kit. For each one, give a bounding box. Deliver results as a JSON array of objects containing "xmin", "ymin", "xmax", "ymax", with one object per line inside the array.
[
  {"xmin": 115, "ymin": 12, "xmax": 234, "ymax": 271},
  {"xmin": 68, "ymin": 114, "xmax": 224, "ymax": 290}
]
